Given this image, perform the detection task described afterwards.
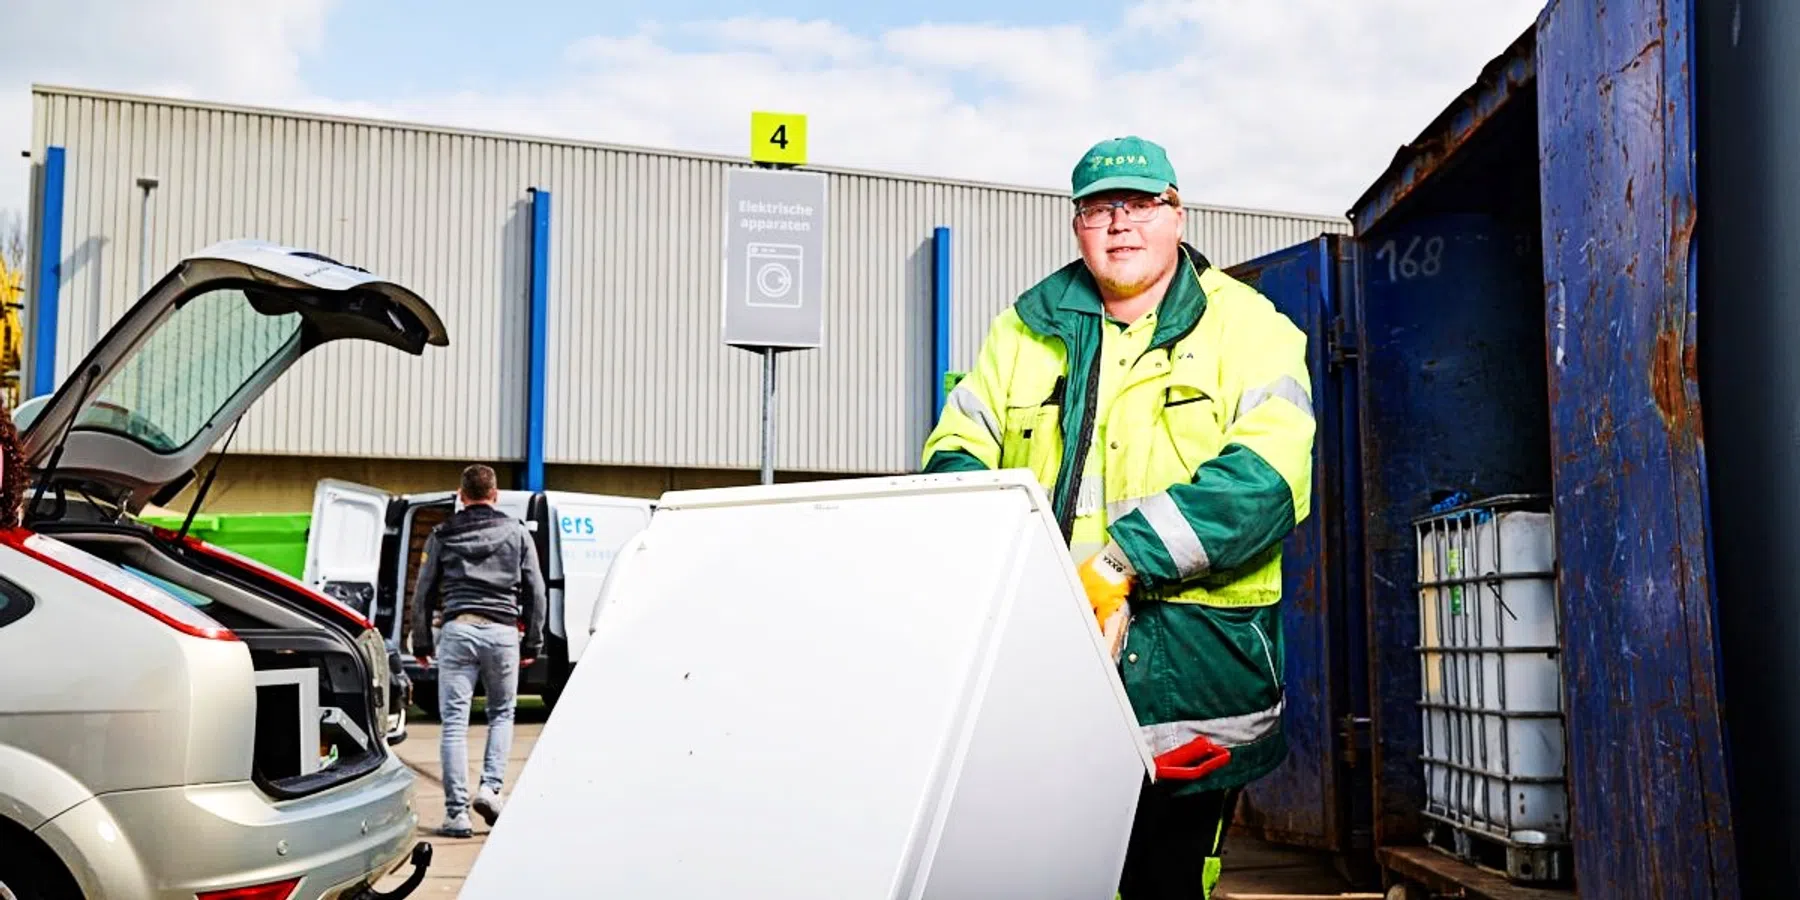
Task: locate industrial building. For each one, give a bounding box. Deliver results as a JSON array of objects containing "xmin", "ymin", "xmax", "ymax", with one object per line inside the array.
[{"xmin": 22, "ymin": 84, "xmax": 1351, "ymax": 512}]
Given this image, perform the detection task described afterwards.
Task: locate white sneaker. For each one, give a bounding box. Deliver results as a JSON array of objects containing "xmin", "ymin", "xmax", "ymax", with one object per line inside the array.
[
  {"xmin": 474, "ymin": 784, "xmax": 505, "ymax": 826},
  {"xmin": 437, "ymin": 810, "xmax": 473, "ymax": 838}
]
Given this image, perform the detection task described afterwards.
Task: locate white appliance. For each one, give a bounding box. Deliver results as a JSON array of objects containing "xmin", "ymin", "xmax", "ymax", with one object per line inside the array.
[{"xmin": 461, "ymin": 469, "xmax": 1156, "ymax": 899}]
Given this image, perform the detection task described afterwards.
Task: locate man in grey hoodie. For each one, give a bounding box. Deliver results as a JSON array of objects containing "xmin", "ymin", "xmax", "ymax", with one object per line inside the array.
[{"xmin": 412, "ymin": 464, "xmax": 546, "ymax": 838}]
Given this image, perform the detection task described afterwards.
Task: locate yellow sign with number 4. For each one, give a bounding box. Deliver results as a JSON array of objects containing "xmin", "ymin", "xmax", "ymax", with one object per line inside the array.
[{"xmin": 750, "ymin": 111, "xmax": 807, "ymax": 166}]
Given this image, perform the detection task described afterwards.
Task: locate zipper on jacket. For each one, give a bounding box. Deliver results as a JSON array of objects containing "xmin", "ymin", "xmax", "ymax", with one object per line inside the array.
[
  {"xmin": 1050, "ymin": 249, "xmax": 1206, "ymax": 541},
  {"xmin": 1056, "ymin": 340, "xmax": 1104, "ymax": 542}
]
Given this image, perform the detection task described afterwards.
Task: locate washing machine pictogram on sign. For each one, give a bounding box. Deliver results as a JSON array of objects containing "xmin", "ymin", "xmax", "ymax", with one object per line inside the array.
[{"xmin": 746, "ymin": 243, "xmax": 804, "ymax": 308}]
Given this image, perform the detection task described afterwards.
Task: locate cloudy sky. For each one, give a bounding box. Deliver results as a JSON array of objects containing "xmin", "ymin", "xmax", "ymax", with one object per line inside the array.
[{"xmin": 1, "ymin": 0, "xmax": 1543, "ymax": 227}]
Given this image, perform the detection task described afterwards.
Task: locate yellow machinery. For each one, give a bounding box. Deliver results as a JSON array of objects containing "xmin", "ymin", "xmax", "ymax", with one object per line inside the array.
[{"xmin": 0, "ymin": 258, "xmax": 22, "ymax": 409}]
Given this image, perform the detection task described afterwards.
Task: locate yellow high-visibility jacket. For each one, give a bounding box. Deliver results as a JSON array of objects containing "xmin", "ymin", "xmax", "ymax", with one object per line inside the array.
[{"xmin": 921, "ymin": 243, "xmax": 1315, "ymax": 792}]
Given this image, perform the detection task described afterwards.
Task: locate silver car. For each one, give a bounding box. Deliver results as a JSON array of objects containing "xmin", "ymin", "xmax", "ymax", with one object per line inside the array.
[{"xmin": 0, "ymin": 240, "xmax": 449, "ymax": 900}]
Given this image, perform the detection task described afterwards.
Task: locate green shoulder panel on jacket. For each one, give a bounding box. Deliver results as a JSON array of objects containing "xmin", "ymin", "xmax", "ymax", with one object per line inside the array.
[{"xmin": 923, "ymin": 449, "xmax": 989, "ymax": 473}]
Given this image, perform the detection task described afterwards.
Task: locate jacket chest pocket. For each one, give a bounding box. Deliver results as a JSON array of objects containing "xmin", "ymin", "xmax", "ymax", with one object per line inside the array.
[
  {"xmin": 1001, "ymin": 375, "xmax": 1065, "ymax": 483},
  {"xmin": 1157, "ymin": 365, "xmax": 1227, "ymax": 475}
]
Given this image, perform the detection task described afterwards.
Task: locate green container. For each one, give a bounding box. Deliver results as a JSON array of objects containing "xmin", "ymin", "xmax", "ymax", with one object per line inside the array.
[
  {"xmin": 942, "ymin": 370, "xmax": 967, "ymax": 400},
  {"xmin": 137, "ymin": 511, "xmax": 314, "ymax": 579}
]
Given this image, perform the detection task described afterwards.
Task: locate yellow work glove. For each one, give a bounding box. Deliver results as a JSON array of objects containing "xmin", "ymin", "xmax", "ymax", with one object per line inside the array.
[{"xmin": 1077, "ymin": 543, "xmax": 1136, "ymax": 647}]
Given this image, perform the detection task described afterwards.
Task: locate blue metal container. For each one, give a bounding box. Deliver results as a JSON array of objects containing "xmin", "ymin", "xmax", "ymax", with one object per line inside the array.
[
  {"xmin": 1225, "ymin": 236, "xmax": 1370, "ymax": 861},
  {"xmin": 1532, "ymin": 5, "xmax": 1738, "ymax": 897},
  {"xmin": 1229, "ymin": 2, "xmax": 1746, "ymax": 896},
  {"xmin": 1354, "ymin": 206, "xmax": 1554, "ymax": 860}
]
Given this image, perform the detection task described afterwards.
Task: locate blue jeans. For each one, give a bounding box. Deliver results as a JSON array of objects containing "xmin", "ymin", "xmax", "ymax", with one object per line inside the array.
[{"xmin": 436, "ymin": 618, "xmax": 520, "ymax": 817}]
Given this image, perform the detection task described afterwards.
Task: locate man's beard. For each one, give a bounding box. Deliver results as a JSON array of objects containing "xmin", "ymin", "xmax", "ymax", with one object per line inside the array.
[{"xmin": 1097, "ymin": 263, "xmax": 1167, "ymax": 299}]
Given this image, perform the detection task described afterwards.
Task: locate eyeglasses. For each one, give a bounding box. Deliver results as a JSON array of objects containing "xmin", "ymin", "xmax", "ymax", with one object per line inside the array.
[{"xmin": 1074, "ymin": 196, "xmax": 1172, "ymax": 229}]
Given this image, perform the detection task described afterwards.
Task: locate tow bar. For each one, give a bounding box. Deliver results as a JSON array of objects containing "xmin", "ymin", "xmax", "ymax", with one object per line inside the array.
[{"xmin": 351, "ymin": 842, "xmax": 433, "ymax": 899}]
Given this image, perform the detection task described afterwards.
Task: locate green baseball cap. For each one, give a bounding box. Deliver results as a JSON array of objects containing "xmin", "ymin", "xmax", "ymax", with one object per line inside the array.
[{"xmin": 1071, "ymin": 135, "xmax": 1178, "ymax": 201}]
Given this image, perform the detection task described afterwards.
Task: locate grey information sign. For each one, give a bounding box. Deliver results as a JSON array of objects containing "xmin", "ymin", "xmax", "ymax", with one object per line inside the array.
[{"xmin": 722, "ymin": 167, "xmax": 828, "ymax": 350}]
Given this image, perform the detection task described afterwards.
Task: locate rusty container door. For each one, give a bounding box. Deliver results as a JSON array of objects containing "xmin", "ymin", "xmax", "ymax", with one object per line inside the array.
[
  {"xmin": 1222, "ymin": 235, "xmax": 1371, "ymax": 859},
  {"xmin": 1536, "ymin": 0, "xmax": 1742, "ymax": 895}
]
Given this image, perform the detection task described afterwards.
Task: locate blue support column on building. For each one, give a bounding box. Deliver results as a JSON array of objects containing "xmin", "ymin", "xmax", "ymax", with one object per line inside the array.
[
  {"xmin": 32, "ymin": 146, "xmax": 66, "ymax": 398},
  {"xmin": 525, "ymin": 187, "xmax": 550, "ymax": 492},
  {"xmin": 931, "ymin": 226, "xmax": 952, "ymax": 421}
]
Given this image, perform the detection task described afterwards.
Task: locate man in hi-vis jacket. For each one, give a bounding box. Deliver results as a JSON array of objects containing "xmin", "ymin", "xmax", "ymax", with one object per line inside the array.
[{"xmin": 920, "ymin": 135, "xmax": 1315, "ymax": 899}]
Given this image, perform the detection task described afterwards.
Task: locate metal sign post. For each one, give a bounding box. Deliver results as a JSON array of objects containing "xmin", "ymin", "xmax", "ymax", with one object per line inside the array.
[
  {"xmin": 761, "ymin": 348, "xmax": 776, "ymax": 485},
  {"xmin": 725, "ymin": 112, "xmax": 825, "ymax": 485}
]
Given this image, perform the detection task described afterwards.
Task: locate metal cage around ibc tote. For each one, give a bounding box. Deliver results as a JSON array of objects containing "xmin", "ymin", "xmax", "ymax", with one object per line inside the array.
[{"xmin": 1411, "ymin": 493, "xmax": 1568, "ymax": 885}]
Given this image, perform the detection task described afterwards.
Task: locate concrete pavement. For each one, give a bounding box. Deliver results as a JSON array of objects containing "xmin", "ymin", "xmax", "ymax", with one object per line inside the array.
[
  {"xmin": 369, "ymin": 698, "xmax": 1357, "ymax": 898},
  {"xmin": 367, "ymin": 698, "xmax": 548, "ymax": 897}
]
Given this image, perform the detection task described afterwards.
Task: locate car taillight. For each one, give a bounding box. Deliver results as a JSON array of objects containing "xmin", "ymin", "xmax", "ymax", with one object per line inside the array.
[
  {"xmin": 0, "ymin": 528, "xmax": 237, "ymax": 641},
  {"xmin": 151, "ymin": 526, "xmax": 374, "ymax": 631},
  {"xmin": 195, "ymin": 877, "xmax": 301, "ymax": 900}
]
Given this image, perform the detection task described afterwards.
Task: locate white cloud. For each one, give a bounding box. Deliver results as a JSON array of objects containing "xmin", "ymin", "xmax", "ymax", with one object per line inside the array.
[
  {"xmin": 0, "ymin": 0, "xmax": 336, "ymax": 229},
  {"xmin": 882, "ymin": 23, "xmax": 1102, "ymax": 100},
  {"xmin": 0, "ymin": 0, "xmax": 1546, "ymax": 223},
  {"xmin": 351, "ymin": 1, "xmax": 1544, "ymax": 215},
  {"xmin": 678, "ymin": 18, "xmax": 876, "ymax": 64}
]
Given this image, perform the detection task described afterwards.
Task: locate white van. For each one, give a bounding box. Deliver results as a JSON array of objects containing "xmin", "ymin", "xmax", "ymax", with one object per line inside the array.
[{"xmin": 302, "ymin": 479, "xmax": 653, "ymax": 718}]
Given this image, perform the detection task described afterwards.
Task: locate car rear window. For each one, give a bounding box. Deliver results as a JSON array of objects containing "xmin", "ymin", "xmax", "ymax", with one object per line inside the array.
[{"xmin": 78, "ymin": 287, "xmax": 302, "ymax": 453}]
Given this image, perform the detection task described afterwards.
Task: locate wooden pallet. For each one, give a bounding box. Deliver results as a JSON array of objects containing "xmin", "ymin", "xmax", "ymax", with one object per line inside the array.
[
  {"xmin": 1378, "ymin": 845, "xmax": 1575, "ymax": 900},
  {"xmin": 1419, "ymin": 818, "xmax": 1570, "ymax": 887}
]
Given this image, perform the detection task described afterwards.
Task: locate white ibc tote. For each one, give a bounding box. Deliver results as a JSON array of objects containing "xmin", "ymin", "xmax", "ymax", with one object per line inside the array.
[{"xmin": 460, "ymin": 470, "xmax": 1157, "ymax": 899}]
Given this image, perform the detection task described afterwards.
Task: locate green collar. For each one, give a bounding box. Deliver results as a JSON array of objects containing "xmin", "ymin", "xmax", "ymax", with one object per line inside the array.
[{"xmin": 1015, "ymin": 243, "xmax": 1211, "ymax": 351}]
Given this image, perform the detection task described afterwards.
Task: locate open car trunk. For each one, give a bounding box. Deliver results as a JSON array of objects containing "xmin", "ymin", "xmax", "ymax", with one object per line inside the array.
[
  {"xmin": 12, "ymin": 240, "xmax": 446, "ymax": 793},
  {"xmin": 16, "ymin": 239, "xmax": 447, "ymax": 515},
  {"xmin": 37, "ymin": 520, "xmax": 390, "ymax": 797}
]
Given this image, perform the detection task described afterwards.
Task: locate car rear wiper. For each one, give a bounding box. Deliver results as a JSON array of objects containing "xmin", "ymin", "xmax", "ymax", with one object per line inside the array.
[
  {"xmin": 174, "ymin": 418, "xmax": 241, "ymax": 543},
  {"xmin": 25, "ymin": 362, "xmax": 102, "ymax": 527}
]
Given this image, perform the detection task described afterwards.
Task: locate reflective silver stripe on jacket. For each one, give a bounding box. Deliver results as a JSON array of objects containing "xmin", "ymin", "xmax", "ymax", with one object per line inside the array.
[
  {"xmin": 1236, "ymin": 375, "xmax": 1313, "ymax": 423},
  {"xmin": 1076, "ymin": 472, "xmax": 1104, "ymax": 518},
  {"xmin": 1141, "ymin": 699, "xmax": 1285, "ymax": 755},
  {"xmin": 1106, "ymin": 494, "xmax": 1210, "ymax": 578},
  {"xmin": 1139, "ymin": 492, "xmax": 1211, "ymax": 578},
  {"xmin": 948, "ymin": 382, "xmax": 1003, "ymax": 446}
]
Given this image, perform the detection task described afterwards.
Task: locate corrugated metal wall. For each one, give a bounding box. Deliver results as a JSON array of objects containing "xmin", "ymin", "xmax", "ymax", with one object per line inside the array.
[
  {"xmin": 29, "ymin": 86, "xmax": 1350, "ymax": 473},
  {"xmin": 29, "ymin": 89, "xmax": 536, "ymax": 463}
]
